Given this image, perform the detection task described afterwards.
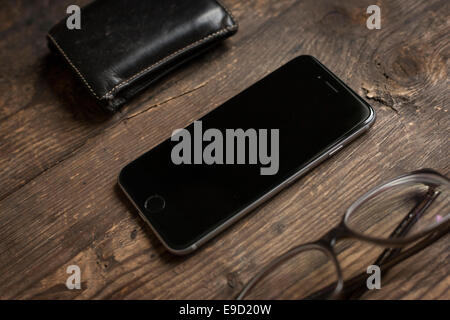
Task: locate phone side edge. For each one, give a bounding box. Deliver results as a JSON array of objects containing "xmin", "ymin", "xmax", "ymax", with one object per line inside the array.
[{"xmin": 188, "ymin": 106, "xmax": 376, "ymax": 252}]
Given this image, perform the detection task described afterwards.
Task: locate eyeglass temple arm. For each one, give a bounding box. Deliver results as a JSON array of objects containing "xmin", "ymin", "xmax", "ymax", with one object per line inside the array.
[
  {"xmin": 374, "ymin": 189, "xmax": 437, "ymax": 262},
  {"xmin": 306, "ymin": 188, "xmax": 439, "ymax": 300},
  {"xmin": 345, "ymin": 188, "xmax": 439, "ymax": 299},
  {"xmin": 345, "ymin": 227, "xmax": 447, "ymax": 299},
  {"xmin": 307, "ymin": 225, "xmax": 448, "ymax": 300}
]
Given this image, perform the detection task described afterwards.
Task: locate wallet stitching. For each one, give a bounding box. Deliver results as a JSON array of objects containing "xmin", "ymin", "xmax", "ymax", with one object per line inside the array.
[
  {"xmin": 47, "ymin": 33, "xmax": 100, "ymax": 99},
  {"xmin": 47, "ymin": 2, "xmax": 238, "ymax": 102},
  {"xmin": 103, "ymin": 27, "xmax": 236, "ymax": 99}
]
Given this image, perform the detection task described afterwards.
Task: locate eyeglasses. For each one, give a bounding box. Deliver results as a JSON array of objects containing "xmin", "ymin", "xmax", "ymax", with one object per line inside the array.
[{"xmin": 237, "ymin": 169, "xmax": 449, "ymax": 300}]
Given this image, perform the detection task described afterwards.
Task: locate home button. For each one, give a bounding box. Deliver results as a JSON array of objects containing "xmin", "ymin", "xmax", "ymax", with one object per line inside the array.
[{"xmin": 144, "ymin": 195, "xmax": 166, "ymax": 213}]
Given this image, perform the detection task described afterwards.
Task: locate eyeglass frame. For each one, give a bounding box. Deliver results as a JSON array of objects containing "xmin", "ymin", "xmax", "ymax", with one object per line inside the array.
[{"xmin": 237, "ymin": 168, "xmax": 450, "ymax": 300}]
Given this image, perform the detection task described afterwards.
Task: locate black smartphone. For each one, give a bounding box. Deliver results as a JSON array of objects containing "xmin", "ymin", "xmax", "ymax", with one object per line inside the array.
[{"xmin": 119, "ymin": 55, "xmax": 375, "ymax": 254}]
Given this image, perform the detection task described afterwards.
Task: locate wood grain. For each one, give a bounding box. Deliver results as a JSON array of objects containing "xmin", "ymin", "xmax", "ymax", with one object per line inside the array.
[{"xmin": 0, "ymin": 0, "xmax": 448, "ymax": 299}]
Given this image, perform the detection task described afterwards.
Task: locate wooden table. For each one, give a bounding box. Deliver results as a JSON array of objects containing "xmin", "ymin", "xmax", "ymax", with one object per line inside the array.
[{"xmin": 0, "ymin": 0, "xmax": 448, "ymax": 299}]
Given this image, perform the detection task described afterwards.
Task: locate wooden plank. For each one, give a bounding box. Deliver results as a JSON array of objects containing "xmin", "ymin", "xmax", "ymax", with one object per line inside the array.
[{"xmin": 0, "ymin": 0, "xmax": 448, "ymax": 299}]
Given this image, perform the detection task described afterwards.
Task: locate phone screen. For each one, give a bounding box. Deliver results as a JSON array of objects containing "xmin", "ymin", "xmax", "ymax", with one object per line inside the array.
[{"xmin": 119, "ymin": 56, "xmax": 373, "ymax": 251}]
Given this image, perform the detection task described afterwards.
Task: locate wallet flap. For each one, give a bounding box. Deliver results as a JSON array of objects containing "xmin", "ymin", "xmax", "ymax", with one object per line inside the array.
[{"xmin": 48, "ymin": 0, "xmax": 237, "ymax": 110}]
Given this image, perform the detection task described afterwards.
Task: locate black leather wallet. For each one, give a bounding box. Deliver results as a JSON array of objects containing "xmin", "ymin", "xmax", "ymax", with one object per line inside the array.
[{"xmin": 47, "ymin": 0, "xmax": 238, "ymax": 112}]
